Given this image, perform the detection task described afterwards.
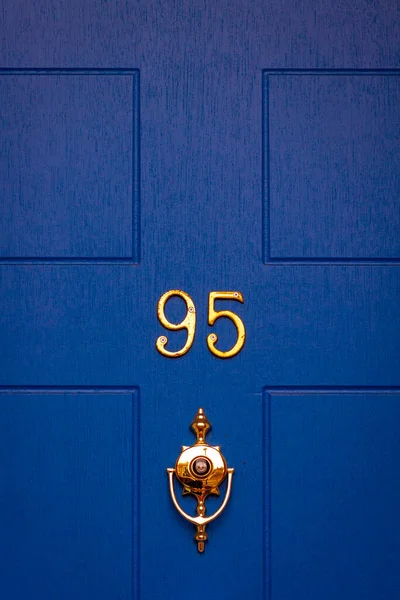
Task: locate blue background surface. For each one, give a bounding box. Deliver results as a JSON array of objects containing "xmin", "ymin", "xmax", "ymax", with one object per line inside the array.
[{"xmin": 1, "ymin": 1, "xmax": 399, "ymax": 598}]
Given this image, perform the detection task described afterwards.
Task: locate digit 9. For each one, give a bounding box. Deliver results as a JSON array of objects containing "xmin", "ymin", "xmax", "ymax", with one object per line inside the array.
[{"xmin": 156, "ymin": 290, "xmax": 196, "ymax": 357}]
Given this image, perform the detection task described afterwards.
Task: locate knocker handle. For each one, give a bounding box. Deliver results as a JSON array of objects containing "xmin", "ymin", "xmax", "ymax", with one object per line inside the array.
[
  {"xmin": 167, "ymin": 468, "xmax": 234, "ymax": 526},
  {"xmin": 167, "ymin": 408, "xmax": 234, "ymax": 552}
]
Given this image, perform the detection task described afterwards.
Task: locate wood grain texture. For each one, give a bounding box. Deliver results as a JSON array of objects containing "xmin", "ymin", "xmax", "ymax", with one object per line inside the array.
[
  {"xmin": 0, "ymin": 71, "xmax": 139, "ymax": 260},
  {"xmin": 266, "ymin": 72, "xmax": 400, "ymax": 260},
  {"xmin": 0, "ymin": 390, "xmax": 139, "ymax": 600},
  {"xmin": 266, "ymin": 390, "xmax": 400, "ymax": 600},
  {"xmin": 0, "ymin": 1, "xmax": 399, "ymax": 599}
]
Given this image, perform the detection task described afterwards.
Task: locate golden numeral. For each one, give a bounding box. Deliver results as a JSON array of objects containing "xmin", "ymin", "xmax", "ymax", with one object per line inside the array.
[
  {"xmin": 156, "ymin": 290, "xmax": 196, "ymax": 358},
  {"xmin": 156, "ymin": 290, "xmax": 245, "ymax": 358},
  {"xmin": 207, "ymin": 291, "xmax": 245, "ymax": 359}
]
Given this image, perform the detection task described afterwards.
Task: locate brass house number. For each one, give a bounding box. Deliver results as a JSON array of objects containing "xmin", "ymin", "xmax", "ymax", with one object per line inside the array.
[{"xmin": 156, "ymin": 290, "xmax": 245, "ymax": 359}]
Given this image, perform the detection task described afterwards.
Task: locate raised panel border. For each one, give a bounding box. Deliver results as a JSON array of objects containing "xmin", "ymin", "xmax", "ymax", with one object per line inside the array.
[
  {"xmin": 262, "ymin": 386, "xmax": 400, "ymax": 599},
  {"xmin": 0, "ymin": 385, "xmax": 140, "ymax": 599},
  {"xmin": 262, "ymin": 69, "xmax": 400, "ymax": 265},
  {"xmin": 0, "ymin": 69, "xmax": 140, "ymax": 265}
]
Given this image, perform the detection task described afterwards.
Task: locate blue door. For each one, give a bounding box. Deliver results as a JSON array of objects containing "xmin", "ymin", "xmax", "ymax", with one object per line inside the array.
[{"xmin": 1, "ymin": 2, "xmax": 399, "ymax": 599}]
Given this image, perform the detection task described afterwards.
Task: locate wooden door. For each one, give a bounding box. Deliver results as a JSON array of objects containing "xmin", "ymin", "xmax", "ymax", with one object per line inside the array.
[{"xmin": 1, "ymin": 2, "xmax": 399, "ymax": 598}]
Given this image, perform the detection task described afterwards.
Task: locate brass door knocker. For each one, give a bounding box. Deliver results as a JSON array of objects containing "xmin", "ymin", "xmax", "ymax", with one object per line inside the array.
[{"xmin": 167, "ymin": 408, "xmax": 234, "ymax": 552}]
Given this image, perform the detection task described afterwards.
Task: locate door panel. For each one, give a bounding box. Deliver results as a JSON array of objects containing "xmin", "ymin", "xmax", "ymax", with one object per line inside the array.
[
  {"xmin": 1, "ymin": 1, "xmax": 399, "ymax": 599},
  {"xmin": 265, "ymin": 71, "xmax": 400, "ymax": 261},
  {"xmin": 0, "ymin": 71, "xmax": 139, "ymax": 261},
  {"xmin": 0, "ymin": 391, "xmax": 138, "ymax": 599},
  {"xmin": 267, "ymin": 390, "xmax": 400, "ymax": 600}
]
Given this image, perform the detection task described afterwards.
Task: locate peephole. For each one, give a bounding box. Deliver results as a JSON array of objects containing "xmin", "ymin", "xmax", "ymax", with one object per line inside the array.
[{"xmin": 191, "ymin": 456, "xmax": 212, "ymax": 478}]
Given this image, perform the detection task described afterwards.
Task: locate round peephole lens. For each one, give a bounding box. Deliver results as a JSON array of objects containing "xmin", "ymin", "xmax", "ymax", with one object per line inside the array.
[{"xmin": 191, "ymin": 457, "xmax": 212, "ymax": 477}]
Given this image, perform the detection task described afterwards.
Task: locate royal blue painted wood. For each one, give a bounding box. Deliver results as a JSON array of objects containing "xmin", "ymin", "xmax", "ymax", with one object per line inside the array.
[
  {"xmin": 265, "ymin": 72, "xmax": 400, "ymax": 260},
  {"xmin": 0, "ymin": 391, "xmax": 138, "ymax": 599},
  {"xmin": 0, "ymin": 2, "xmax": 399, "ymax": 599},
  {"xmin": 0, "ymin": 72, "xmax": 139, "ymax": 260}
]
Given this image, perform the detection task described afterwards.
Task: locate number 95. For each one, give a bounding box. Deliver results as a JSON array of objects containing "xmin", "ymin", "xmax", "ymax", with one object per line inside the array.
[{"xmin": 156, "ymin": 290, "xmax": 245, "ymax": 359}]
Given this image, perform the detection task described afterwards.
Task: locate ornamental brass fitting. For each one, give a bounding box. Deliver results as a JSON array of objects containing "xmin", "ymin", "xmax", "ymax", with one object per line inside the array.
[{"xmin": 167, "ymin": 408, "xmax": 234, "ymax": 552}]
